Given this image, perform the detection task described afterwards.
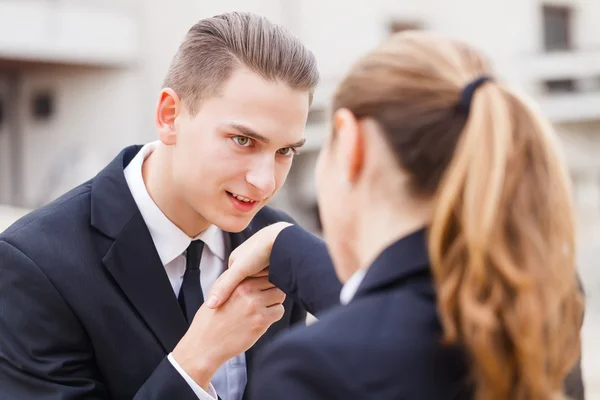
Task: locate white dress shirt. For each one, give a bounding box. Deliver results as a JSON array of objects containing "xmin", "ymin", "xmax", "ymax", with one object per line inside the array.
[
  {"xmin": 124, "ymin": 141, "xmax": 247, "ymax": 400},
  {"xmin": 340, "ymin": 268, "xmax": 367, "ymax": 305}
]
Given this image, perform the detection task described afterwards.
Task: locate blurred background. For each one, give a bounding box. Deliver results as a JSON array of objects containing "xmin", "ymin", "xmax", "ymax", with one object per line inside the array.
[{"xmin": 0, "ymin": 0, "xmax": 598, "ymax": 397}]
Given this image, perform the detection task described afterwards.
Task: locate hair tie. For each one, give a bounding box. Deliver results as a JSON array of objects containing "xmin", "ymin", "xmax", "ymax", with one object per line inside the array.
[{"xmin": 457, "ymin": 75, "xmax": 494, "ymax": 115}]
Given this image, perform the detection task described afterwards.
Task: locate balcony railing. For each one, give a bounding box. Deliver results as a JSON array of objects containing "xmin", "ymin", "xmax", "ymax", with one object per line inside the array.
[
  {"xmin": 514, "ymin": 49, "xmax": 600, "ymax": 123},
  {"xmin": 0, "ymin": 0, "xmax": 139, "ymax": 66}
]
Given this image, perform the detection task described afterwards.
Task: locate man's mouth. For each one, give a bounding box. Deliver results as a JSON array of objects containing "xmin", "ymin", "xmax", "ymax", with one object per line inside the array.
[
  {"xmin": 226, "ymin": 191, "xmax": 260, "ymax": 212},
  {"xmin": 227, "ymin": 192, "xmax": 258, "ymax": 203}
]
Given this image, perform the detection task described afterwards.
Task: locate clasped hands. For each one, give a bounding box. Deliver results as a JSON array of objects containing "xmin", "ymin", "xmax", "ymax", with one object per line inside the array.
[{"xmin": 172, "ymin": 222, "xmax": 292, "ymax": 390}]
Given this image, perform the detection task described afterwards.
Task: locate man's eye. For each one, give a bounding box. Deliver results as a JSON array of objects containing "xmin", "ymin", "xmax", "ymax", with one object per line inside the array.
[
  {"xmin": 278, "ymin": 147, "xmax": 296, "ymax": 156},
  {"xmin": 233, "ymin": 136, "xmax": 252, "ymax": 147}
]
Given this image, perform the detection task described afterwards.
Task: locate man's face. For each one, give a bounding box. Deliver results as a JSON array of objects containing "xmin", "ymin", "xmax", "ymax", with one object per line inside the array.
[{"xmin": 170, "ymin": 67, "xmax": 310, "ymax": 233}]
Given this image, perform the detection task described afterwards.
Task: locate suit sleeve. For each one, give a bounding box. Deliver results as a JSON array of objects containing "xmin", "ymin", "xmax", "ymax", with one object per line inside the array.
[
  {"xmin": 564, "ymin": 359, "xmax": 585, "ymax": 400},
  {"xmin": 0, "ymin": 240, "xmax": 199, "ymax": 400},
  {"xmin": 248, "ymin": 335, "xmax": 356, "ymax": 400},
  {"xmin": 268, "ymin": 225, "xmax": 342, "ymax": 316},
  {"xmin": 289, "ymin": 300, "xmax": 308, "ymax": 327}
]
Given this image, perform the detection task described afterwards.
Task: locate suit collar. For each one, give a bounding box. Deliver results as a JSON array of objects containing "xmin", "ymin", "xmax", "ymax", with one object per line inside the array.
[
  {"xmin": 90, "ymin": 145, "xmax": 143, "ymax": 239},
  {"xmin": 354, "ymin": 228, "xmax": 430, "ymax": 300},
  {"xmin": 102, "ymin": 213, "xmax": 189, "ymax": 352},
  {"xmin": 91, "ymin": 145, "xmax": 188, "ymax": 352}
]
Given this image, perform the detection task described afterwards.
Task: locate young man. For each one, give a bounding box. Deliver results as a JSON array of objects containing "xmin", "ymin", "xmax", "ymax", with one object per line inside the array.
[{"xmin": 0, "ymin": 12, "xmax": 320, "ymax": 400}]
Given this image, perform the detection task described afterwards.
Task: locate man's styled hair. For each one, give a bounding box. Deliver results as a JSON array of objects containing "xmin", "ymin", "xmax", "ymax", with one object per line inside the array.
[{"xmin": 163, "ymin": 11, "xmax": 320, "ymax": 114}]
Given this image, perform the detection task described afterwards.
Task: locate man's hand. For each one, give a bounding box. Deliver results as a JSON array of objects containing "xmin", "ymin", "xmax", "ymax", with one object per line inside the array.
[
  {"xmin": 171, "ymin": 276, "xmax": 286, "ymax": 389},
  {"xmin": 205, "ymin": 222, "xmax": 292, "ymax": 309}
]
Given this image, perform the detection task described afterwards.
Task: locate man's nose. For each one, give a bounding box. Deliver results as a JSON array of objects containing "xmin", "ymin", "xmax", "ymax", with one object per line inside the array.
[{"xmin": 246, "ymin": 156, "xmax": 276, "ymax": 197}]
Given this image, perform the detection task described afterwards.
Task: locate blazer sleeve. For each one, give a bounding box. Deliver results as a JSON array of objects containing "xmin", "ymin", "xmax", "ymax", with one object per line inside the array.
[
  {"xmin": 268, "ymin": 225, "xmax": 342, "ymax": 316},
  {"xmin": 564, "ymin": 359, "xmax": 585, "ymax": 400},
  {"xmin": 248, "ymin": 334, "xmax": 357, "ymax": 400},
  {"xmin": 0, "ymin": 240, "xmax": 199, "ymax": 400}
]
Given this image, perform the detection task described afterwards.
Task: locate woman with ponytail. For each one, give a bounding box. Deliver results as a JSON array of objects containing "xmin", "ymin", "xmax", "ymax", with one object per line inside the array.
[{"xmin": 208, "ymin": 31, "xmax": 585, "ymax": 399}]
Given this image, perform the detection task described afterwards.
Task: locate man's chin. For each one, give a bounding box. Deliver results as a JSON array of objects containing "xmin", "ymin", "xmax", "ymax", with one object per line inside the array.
[{"xmin": 213, "ymin": 214, "xmax": 255, "ymax": 233}]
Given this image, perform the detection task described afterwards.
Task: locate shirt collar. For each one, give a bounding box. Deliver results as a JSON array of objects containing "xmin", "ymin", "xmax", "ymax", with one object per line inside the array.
[
  {"xmin": 340, "ymin": 268, "xmax": 368, "ymax": 305},
  {"xmin": 123, "ymin": 141, "xmax": 226, "ymax": 266}
]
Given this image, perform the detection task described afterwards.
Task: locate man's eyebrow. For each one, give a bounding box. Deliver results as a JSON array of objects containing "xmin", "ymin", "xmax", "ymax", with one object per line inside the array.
[
  {"xmin": 228, "ymin": 123, "xmax": 270, "ymax": 144},
  {"xmin": 288, "ymin": 138, "xmax": 306, "ymax": 148},
  {"xmin": 227, "ymin": 123, "xmax": 306, "ymax": 148}
]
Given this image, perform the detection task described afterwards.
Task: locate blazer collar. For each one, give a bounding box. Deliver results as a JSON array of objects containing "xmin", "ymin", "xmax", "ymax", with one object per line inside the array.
[
  {"xmin": 90, "ymin": 145, "xmax": 143, "ymax": 239},
  {"xmin": 354, "ymin": 228, "xmax": 431, "ymax": 300}
]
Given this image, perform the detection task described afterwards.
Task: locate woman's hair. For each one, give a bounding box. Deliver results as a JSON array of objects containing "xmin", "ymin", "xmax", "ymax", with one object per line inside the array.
[{"xmin": 333, "ymin": 31, "xmax": 583, "ymax": 399}]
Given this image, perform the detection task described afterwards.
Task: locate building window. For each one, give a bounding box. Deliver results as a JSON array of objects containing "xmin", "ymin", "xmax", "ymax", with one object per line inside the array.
[
  {"xmin": 389, "ymin": 20, "xmax": 422, "ymax": 35},
  {"xmin": 542, "ymin": 5, "xmax": 573, "ymax": 51},
  {"xmin": 31, "ymin": 90, "xmax": 54, "ymax": 120},
  {"xmin": 543, "ymin": 78, "xmax": 577, "ymax": 93}
]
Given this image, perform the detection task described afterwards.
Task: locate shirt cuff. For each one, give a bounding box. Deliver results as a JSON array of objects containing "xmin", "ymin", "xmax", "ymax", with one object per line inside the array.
[{"xmin": 167, "ymin": 352, "xmax": 218, "ymax": 400}]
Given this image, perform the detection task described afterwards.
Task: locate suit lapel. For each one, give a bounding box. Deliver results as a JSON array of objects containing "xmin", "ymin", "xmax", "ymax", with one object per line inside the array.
[
  {"xmin": 102, "ymin": 211, "xmax": 188, "ymax": 352},
  {"xmin": 91, "ymin": 145, "xmax": 187, "ymax": 353}
]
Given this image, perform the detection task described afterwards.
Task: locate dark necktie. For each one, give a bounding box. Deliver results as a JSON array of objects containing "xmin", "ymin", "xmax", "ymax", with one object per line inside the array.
[{"xmin": 178, "ymin": 240, "xmax": 205, "ymax": 324}]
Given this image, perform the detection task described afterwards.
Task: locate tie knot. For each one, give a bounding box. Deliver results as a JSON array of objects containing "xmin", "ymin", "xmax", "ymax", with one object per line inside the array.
[{"xmin": 185, "ymin": 240, "xmax": 204, "ymax": 271}]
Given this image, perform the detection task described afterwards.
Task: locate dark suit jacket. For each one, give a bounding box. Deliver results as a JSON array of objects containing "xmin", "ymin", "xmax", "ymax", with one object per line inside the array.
[
  {"xmin": 0, "ymin": 145, "xmax": 305, "ymax": 400},
  {"xmin": 253, "ymin": 225, "xmax": 586, "ymax": 399}
]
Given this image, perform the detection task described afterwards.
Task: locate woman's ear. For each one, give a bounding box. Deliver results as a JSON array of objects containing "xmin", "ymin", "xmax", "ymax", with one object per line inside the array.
[{"xmin": 332, "ymin": 108, "xmax": 365, "ymax": 185}]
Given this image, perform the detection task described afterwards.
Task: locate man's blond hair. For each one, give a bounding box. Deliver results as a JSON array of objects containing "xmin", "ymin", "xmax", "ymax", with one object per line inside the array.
[{"xmin": 163, "ymin": 12, "xmax": 319, "ymax": 114}]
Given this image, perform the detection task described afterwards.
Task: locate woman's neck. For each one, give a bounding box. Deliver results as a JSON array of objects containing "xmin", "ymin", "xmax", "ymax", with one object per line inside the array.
[{"xmin": 353, "ymin": 200, "xmax": 431, "ymax": 271}]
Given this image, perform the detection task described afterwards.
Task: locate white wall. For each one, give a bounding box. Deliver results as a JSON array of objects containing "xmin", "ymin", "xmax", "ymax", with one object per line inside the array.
[
  {"xmin": 0, "ymin": 0, "xmax": 139, "ymax": 66},
  {"xmin": 11, "ymin": 66, "xmax": 143, "ymax": 207},
  {"xmin": 0, "ymin": 78, "xmax": 12, "ymax": 205}
]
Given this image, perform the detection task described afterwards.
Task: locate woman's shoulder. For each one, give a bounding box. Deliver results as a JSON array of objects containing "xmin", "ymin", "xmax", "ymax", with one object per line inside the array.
[
  {"xmin": 261, "ymin": 291, "xmax": 470, "ymax": 398},
  {"xmin": 284, "ymin": 286, "xmax": 442, "ymax": 358}
]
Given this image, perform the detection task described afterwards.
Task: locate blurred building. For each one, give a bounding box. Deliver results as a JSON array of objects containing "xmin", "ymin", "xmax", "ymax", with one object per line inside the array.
[
  {"xmin": 274, "ymin": 0, "xmax": 600, "ymax": 232},
  {"xmin": 1, "ymin": 0, "xmax": 599, "ymax": 229}
]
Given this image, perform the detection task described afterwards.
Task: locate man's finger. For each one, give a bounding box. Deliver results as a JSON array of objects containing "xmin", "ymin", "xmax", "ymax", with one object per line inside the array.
[
  {"xmin": 259, "ymin": 287, "xmax": 286, "ymax": 307},
  {"xmin": 241, "ymin": 275, "xmax": 275, "ymax": 291},
  {"xmin": 250, "ymin": 267, "xmax": 269, "ymax": 278},
  {"xmin": 265, "ymin": 303, "xmax": 285, "ymax": 322},
  {"xmin": 206, "ymin": 269, "xmax": 245, "ymax": 308}
]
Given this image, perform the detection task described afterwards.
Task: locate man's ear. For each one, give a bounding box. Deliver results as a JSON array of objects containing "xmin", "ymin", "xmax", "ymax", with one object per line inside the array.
[
  {"xmin": 332, "ymin": 108, "xmax": 365, "ymax": 185},
  {"xmin": 155, "ymin": 88, "xmax": 182, "ymax": 145}
]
